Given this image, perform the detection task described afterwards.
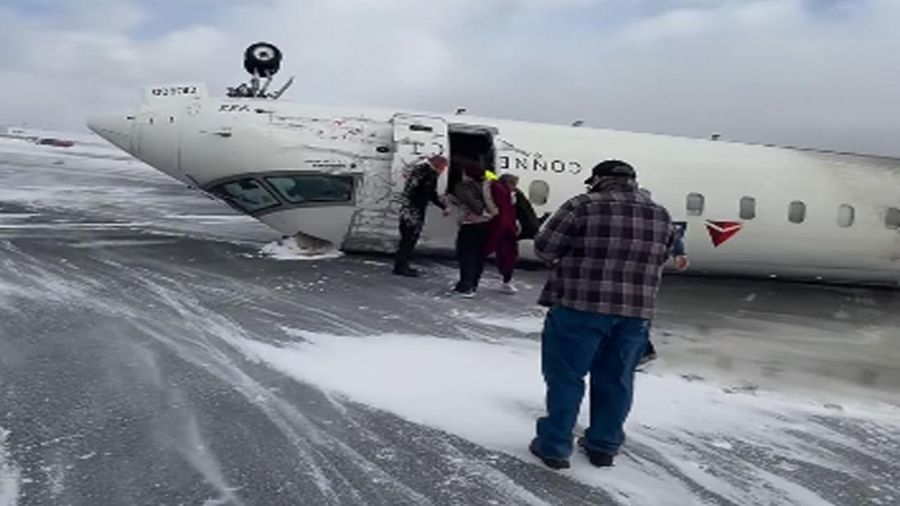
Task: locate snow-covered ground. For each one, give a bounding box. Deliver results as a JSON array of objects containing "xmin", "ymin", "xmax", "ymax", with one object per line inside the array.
[
  {"xmin": 0, "ymin": 428, "xmax": 20, "ymax": 506},
  {"xmin": 1, "ymin": 137, "xmax": 899, "ymax": 505},
  {"xmin": 241, "ymin": 326, "xmax": 898, "ymax": 505}
]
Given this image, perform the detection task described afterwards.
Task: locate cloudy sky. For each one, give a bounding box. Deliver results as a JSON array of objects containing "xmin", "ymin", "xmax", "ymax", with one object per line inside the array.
[{"xmin": 1, "ymin": 0, "xmax": 898, "ymax": 156}]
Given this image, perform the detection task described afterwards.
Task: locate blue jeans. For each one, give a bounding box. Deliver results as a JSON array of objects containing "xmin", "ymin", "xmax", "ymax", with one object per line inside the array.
[{"xmin": 535, "ymin": 305, "xmax": 649, "ymax": 458}]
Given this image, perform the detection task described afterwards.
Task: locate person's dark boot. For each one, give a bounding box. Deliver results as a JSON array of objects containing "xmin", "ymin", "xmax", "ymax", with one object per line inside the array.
[
  {"xmin": 638, "ymin": 341, "xmax": 658, "ymax": 367},
  {"xmin": 638, "ymin": 350, "xmax": 657, "ymax": 367},
  {"xmin": 529, "ymin": 439, "xmax": 570, "ymax": 470},
  {"xmin": 392, "ymin": 266, "xmax": 420, "ymax": 277},
  {"xmin": 452, "ymin": 282, "xmax": 476, "ymax": 297},
  {"xmin": 577, "ymin": 437, "xmax": 615, "ymax": 467}
]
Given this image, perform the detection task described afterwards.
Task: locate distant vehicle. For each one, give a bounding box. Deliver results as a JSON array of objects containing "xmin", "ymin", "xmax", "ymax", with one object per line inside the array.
[
  {"xmin": 36, "ymin": 138, "xmax": 75, "ymax": 148},
  {"xmin": 6, "ymin": 127, "xmax": 75, "ymax": 147},
  {"xmin": 88, "ymin": 42, "xmax": 900, "ymax": 286}
]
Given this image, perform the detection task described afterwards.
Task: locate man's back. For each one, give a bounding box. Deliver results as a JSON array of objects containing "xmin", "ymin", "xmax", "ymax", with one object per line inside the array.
[
  {"xmin": 402, "ymin": 164, "xmax": 437, "ymax": 210},
  {"xmin": 398, "ymin": 163, "xmax": 444, "ymax": 229},
  {"xmin": 535, "ymin": 179, "xmax": 673, "ymax": 320}
]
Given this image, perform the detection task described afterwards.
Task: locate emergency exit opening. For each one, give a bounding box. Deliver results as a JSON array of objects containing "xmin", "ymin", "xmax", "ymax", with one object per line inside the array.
[{"xmin": 448, "ymin": 127, "xmax": 495, "ymax": 194}]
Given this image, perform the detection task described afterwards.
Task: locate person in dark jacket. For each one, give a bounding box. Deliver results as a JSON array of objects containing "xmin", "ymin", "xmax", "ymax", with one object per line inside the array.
[
  {"xmin": 514, "ymin": 191, "xmax": 545, "ymax": 240},
  {"xmin": 672, "ymin": 223, "xmax": 689, "ymax": 272},
  {"xmin": 484, "ymin": 174, "xmax": 521, "ymax": 293},
  {"xmin": 529, "ymin": 160, "xmax": 674, "ymax": 470},
  {"xmin": 639, "ymin": 219, "xmax": 689, "ymax": 365},
  {"xmin": 633, "ymin": 190, "xmax": 689, "ymax": 366},
  {"xmin": 451, "ymin": 161, "xmax": 492, "ymax": 297},
  {"xmin": 393, "ymin": 155, "xmax": 449, "ymax": 277}
]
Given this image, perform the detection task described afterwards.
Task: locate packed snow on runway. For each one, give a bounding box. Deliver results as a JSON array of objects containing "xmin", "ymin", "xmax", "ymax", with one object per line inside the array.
[{"xmin": 1, "ymin": 135, "xmax": 899, "ymax": 505}]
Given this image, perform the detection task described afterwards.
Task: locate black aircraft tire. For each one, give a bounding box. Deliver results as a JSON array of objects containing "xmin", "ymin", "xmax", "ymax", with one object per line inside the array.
[{"xmin": 244, "ymin": 42, "xmax": 282, "ymax": 78}]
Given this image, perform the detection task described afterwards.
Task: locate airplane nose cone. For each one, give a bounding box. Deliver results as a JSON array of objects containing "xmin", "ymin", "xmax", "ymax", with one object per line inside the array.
[{"xmin": 87, "ymin": 113, "xmax": 133, "ymax": 153}]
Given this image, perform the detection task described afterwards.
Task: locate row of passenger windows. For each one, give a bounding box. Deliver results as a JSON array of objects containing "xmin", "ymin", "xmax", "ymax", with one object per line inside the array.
[
  {"xmin": 526, "ymin": 180, "xmax": 900, "ymax": 231},
  {"xmin": 211, "ymin": 174, "xmax": 355, "ymax": 214},
  {"xmin": 686, "ymin": 192, "xmax": 900, "ymax": 229}
]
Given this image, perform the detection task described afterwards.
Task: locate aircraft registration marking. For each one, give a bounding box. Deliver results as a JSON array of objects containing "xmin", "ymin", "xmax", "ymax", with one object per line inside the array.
[{"xmin": 150, "ymin": 85, "xmax": 199, "ymax": 97}]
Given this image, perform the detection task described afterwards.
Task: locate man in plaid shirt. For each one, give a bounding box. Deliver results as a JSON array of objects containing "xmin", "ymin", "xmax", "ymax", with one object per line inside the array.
[{"xmin": 529, "ymin": 160, "xmax": 675, "ymax": 470}]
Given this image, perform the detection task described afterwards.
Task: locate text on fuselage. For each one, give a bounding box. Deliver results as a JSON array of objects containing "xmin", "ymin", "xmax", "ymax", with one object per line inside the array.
[{"xmin": 499, "ymin": 155, "xmax": 582, "ymax": 175}]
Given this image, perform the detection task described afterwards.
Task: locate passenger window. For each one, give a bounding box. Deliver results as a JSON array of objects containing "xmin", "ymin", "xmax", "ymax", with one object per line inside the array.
[
  {"xmin": 740, "ymin": 196, "xmax": 756, "ymax": 220},
  {"xmin": 213, "ymin": 178, "xmax": 279, "ymax": 213},
  {"xmin": 267, "ymin": 174, "xmax": 355, "ymax": 204},
  {"xmin": 529, "ymin": 180, "xmax": 550, "ymax": 206},
  {"xmin": 886, "ymin": 207, "xmax": 900, "ymax": 229},
  {"xmin": 837, "ymin": 204, "xmax": 855, "ymax": 228},
  {"xmin": 788, "ymin": 201, "xmax": 806, "ymax": 224},
  {"xmin": 686, "ymin": 193, "xmax": 704, "ymax": 216}
]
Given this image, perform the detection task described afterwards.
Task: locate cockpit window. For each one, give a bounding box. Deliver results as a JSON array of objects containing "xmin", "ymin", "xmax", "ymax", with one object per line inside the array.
[
  {"xmin": 266, "ymin": 174, "xmax": 355, "ymax": 204},
  {"xmin": 212, "ymin": 178, "xmax": 279, "ymax": 213}
]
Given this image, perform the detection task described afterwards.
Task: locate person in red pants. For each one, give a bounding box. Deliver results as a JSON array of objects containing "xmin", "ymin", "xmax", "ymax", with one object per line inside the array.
[{"xmin": 484, "ymin": 174, "xmax": 521, "ymax": 293}]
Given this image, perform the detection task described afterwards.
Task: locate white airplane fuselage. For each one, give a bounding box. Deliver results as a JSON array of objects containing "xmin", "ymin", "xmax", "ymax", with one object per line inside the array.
[{"xmin": 88, "ymin": 84, "xmax": 900, "ymax": 286}]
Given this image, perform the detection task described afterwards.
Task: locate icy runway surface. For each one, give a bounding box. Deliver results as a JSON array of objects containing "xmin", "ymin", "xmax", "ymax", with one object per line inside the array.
[{"xmin": 1, "ymin": 138, "xmax": 899, "ymax": 506}]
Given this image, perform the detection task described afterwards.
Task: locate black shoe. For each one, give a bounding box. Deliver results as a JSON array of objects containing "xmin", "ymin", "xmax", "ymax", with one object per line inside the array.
[
  {"xmin": 638, "ymin": 351, "xmax": 658, "ymax": 367},
  {"xmin": 529, "ymin": 439, "xmax": 570, "ymax": 470},
  {"xmin": 577, "ymin": 437, "xmax": 615, "ymax": 467},
  {"xmin": 393, "ymin": 267, "xmax": 420, "ymax": 277},
  {"xmin": 453, "ymin": 283, "xmax": 476, "ymax": 297}
]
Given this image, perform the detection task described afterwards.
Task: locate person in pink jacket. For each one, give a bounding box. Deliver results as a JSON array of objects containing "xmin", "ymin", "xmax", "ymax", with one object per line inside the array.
[{"xmin": 484, "ymin": 174, "xmax": 521, "ymax": 293}]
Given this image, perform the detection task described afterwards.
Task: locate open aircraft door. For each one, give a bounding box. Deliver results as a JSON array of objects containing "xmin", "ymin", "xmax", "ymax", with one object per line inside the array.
[
  {"xmin": 344, "ymin": 114, "xmax": 449, "ymax": 252},
  {"xmin": 390, "ymin": 114, "xmax": 449, "ymax": 193}
]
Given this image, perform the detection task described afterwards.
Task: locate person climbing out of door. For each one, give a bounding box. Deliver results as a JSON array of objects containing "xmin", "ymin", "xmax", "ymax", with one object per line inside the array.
[{"xmin": 393, "ymin": 155, "xmax": 450, "ymax": 277}]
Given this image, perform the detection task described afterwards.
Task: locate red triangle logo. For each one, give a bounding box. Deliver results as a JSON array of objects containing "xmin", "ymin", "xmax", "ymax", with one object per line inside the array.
[{"xmin": 705, "ymin": 221, "xmax": 743, "ymax": 247}]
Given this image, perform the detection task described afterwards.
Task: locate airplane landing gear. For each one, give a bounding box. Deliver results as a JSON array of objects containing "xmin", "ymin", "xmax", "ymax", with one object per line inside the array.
[
  {"xmin": 244, "ymin": 42, "xmax": 282, "ymax": 78},
  {"xmin": 227, "ymin": 42, "xmax": 294, "ymax": 100}
]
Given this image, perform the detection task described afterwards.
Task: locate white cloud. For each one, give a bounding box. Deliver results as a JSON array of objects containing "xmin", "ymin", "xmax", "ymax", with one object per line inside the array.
[
  {"xmin": 61, "ymin": 0, "xmax": 149, "ymax": 32},
  {"xmin": 1, "ymin": 0, "xmax": 899, "ymax": 156},
  {"xmin": 587, "ymin": 0, "xmax": 900, "ymax": 154},
  {"xmin": 622, "ymin": 7, "xmax": 717, "ymax": 46}
]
